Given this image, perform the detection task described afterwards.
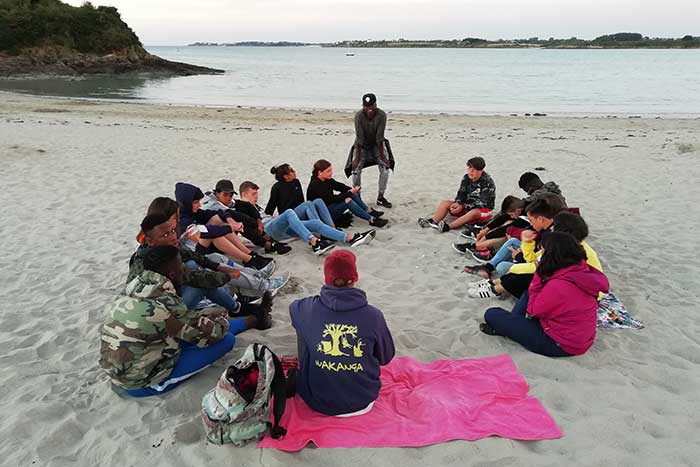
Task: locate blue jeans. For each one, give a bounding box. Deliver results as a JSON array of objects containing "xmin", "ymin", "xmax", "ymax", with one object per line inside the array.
[
  {"xmin": 294, "ymin": 199, "xmax": 336, "ymax": 227},
  {"xmin": 328, "ymin": 194, "xmax": 371, "ymax": 221},
  {"xmin": 265, "ymin": 209, "xmax": 347, "ymax": 243},
  {"xmin": 126, "ymin": 319, "xmax": 248, "ymax": 397},
  {"xmin": 496, "ymin": 261, "xmax": 515, "ymax": 276},
  {"xmin": 484, "ymin": 291, "xmax": 571, "ymax": 357},
  {"xmin": 488, "ymin": 238, "xmax": 521, "ymax": 270},
  {"xmin": 181, "ymin": 261, "xmax": 238, "ymax": 313}
]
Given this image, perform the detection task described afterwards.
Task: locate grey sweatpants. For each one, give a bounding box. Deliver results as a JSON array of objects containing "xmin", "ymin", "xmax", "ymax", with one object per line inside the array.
[
  {"xmin": 351, "ymin": 145, "xmax": 390, "ymax": 198},
  {"xmin": 206, "ymin": 253, "xmax": 273, "ymax": 296}
]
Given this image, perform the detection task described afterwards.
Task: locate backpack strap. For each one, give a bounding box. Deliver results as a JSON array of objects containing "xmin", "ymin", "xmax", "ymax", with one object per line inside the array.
[{"xmin": 254, "ymin": 344, "xmax": 288, "ymax": 439}]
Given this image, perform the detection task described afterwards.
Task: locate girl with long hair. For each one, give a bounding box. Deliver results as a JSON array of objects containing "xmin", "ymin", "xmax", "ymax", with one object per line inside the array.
[
  {"xmin": 480, "ymin": 232, "xmax": 609, "ymax": 357},
  {"xmin": 306, "ymin": 159, "xmax": 388, "ymax": 228}
]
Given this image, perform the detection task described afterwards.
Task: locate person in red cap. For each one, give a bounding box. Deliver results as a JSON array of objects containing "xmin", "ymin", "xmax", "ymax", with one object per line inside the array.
[{"xmin": 289, "ymin": 249, "xmax": 395, "ymax": 417}]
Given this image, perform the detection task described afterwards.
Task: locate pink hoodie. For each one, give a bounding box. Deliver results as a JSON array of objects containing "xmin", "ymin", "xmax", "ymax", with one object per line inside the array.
[{"xmin": 527, "ymin": 261, "xmax": 609, "ymax": 355}]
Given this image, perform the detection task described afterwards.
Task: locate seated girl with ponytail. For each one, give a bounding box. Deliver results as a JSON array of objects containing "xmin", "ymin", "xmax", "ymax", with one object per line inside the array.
[
  {"xmin": 306, "ymin": 159, "xmax": 388, "ymax": 228},
  {"xmin": 265, "ymin": 163, "xmax": 337, "ymax": 228}
]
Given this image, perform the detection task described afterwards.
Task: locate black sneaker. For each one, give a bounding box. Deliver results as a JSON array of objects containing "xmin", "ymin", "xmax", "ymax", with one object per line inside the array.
[
  {"xmin": 238, "ymin": 295, "xmax": 263, "ymax": 306},
  {"xmin": 427, "ymin": 218, "xmax": 440, "ymax": 230},
  {"xmin": 239, "ymin": 291, "xmax": 271, "ymax": 317},
  {"xmin": 369, "ymin": 217, "xmax": 388, "ymax": 228},
  {"xmin": 479, "ymin": 322, "xmax": 500, "ymax": 336},
  {"xmin": 227, "ymin": 301, "xmax": 243, "ymax": 318},
  {"xmin": 312, "ymin": 239, "xmax": 335, "ymax": 256},
  {"xmin": 265, "ymin": 241, "xmax": 292, "ymax": 255},
  {"xmin": 348, "ymin": 229, "xmax": 376, "ymax": 247},
  {"xmin": 452, "ymin": 242, "xmax": 474, "ymax": 254},
  {"xmin": 255, "ymin": 291, "xmax": 273, "ymax": 330},
  {"xmin": 369, "ymin": 208, "xmax": 384, "ymax": 218},
  {"xmin": 244, "ymin": 254, "xmax": 274, "ymax": 272},
  {"xmin": 376, "ymin": 196, "xmax": 392, "ymax": 208},
  {"xmin": 461, "ymin": 224, "xmax": 482, "ymax": 238}
]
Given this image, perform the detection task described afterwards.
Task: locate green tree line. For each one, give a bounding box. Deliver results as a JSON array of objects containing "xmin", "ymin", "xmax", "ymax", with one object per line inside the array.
[{"xmin": 0, "ymin": 0, "xmax": 144, "ymax": 54}]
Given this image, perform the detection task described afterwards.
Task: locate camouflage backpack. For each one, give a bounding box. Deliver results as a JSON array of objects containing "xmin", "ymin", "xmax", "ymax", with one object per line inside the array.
[{"xmin": 201, "ymin": 343, "xmax": 287, "ymax": 445}]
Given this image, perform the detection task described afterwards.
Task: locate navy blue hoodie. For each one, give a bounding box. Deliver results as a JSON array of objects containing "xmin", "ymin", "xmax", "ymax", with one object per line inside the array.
[
  {"xmin": 290, "ymin": 285, "xmax": 395, "ymax": 416},
  {"xmin": 174, "ymin": 182, "xmax": 234, "ymax": 238}
]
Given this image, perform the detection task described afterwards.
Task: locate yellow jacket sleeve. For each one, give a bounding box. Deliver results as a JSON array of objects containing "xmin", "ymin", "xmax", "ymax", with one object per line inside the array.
[
  {"xmin": 581, "ymin": 241, "xmax": 603, "ymax": 272},
  {"xmin": 507, "ymin": 240, "xmax": 539, "ymax": 274}
]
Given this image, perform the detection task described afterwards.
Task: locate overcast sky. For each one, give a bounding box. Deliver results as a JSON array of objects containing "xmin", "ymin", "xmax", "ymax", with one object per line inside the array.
[{"xmin": 65, "ymin": 0, "xmax": 699, "ymax": 45}]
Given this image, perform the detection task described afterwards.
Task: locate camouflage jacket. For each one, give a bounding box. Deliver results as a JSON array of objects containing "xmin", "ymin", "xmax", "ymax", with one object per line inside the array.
[
  {"xmin": 455, "ymin": 171, "xmax": 496, "ymax": 210},
  {"xmin": 100, "ymin": 270, "xmax": 230, "ymax": 390},
  {"xmin": 127, "ymin": 243, "xmax": 230, "ymax": 290}
]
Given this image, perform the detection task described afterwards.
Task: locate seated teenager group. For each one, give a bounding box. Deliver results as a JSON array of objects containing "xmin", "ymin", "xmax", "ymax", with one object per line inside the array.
[{"xmin": 99, "ymin": 155, "xmax": 609, "ymax": 418}]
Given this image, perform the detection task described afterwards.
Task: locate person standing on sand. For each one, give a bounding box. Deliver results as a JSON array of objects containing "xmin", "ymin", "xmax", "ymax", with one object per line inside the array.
[{"xmin": 346, "ymin": 93, "xmax": 395, "ymax": 208}]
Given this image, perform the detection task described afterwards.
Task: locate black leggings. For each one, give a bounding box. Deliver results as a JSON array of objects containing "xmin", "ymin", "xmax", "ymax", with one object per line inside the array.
[{"xmin": 500, "ymin": 273, "xmax": 534, "ymax": 298}]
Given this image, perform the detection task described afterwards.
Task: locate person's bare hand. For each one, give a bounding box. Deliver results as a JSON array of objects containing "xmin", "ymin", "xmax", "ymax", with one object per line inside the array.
[
  {"xmin": 509, "ymin": 246, "xmax": 522, "ymax": 260},
  {"xmin": 345, "ymin": 197, "xmax": 352, "ymax": 204},
  {"xmin": 227, "ymin": 219, "xmax": 244, "ymax": 232},
  {"xmin": 449, "ymin": 203, "xmax": 463, "ymax": 216},
  {"xmin": 520, "ymin": 230, "xmax": 537, "ymax": 243},
  {"xmin": 218, "ymin": 265, "xmax": 241, "ymax": 279},
  {"xmin": 476, "ymin": 227, "xmax": 490, "ymax": 240},
  {"xmin": 184, "ymin": 224, "xmax": 201, "ymax": 243},
  {"xmin": 351, "ymin": 186, "xmax": 361, "ymax": 194}
]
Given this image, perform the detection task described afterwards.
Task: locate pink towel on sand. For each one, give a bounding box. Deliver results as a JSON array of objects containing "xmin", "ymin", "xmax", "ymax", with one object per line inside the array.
[{"xmin": 258, "ymin": 354, "xmax": 562, "ymax": 450}]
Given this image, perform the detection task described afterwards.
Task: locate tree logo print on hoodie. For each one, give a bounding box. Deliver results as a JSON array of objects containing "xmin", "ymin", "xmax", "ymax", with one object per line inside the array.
[{"xmin": 315, "ymin": 324, "xmax": 365, "ymax": 372}]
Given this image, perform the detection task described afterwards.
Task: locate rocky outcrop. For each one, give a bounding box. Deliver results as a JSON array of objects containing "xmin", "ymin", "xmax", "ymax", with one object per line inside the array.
[{"xmin": 0, "ymin": 47, "xmax": 223, "ymax": 77}]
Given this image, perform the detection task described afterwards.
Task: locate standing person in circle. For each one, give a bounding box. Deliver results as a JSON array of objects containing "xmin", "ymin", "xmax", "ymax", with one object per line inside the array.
[{"xmin": 347, "ymin": 93, "xmax": 395, "ymax": 209}]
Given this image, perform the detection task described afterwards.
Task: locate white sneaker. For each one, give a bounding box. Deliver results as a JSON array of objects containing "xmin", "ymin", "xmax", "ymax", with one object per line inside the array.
[
  {"xmin": 269, "ymin": 272, "xmax": 291, "ymax": 296},
  {"xmin": 468, "ymin": 278, "xmax": 491, "ymax": 289},
  {"xmin": 468, "ymin": 286, "xmax": 498, "ymax": 299}
]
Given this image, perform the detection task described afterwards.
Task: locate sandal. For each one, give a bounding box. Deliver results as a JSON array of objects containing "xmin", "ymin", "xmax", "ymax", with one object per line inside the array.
[{"xmin": 463, "ymin": 264, "xmax": 491, "ymax": 279}]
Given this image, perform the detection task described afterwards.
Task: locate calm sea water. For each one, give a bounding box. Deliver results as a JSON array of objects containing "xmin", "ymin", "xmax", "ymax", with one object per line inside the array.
[{"xmin": 2, "ymin": 46, "xmax": 699, "ymax": 115}]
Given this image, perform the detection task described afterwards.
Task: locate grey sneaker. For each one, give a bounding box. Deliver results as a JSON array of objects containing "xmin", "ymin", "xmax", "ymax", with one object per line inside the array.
[
  {"xmin": 417, "ymin": 217, "xmax": 432, "ymax": 228},
  {"xmin": 269, "ymin": 272, "xmax": 291, "ymax": 296},
  {"xmin": 437, "ymin": 220, "xmax": 451, "ymax": 233},
  {"xmin": 259, "ymin": 258, "xmax": 276, "ymax": 277},
  {"xmin": 349, "ymin": 230, "xmax": 376, "ymax": 247}
]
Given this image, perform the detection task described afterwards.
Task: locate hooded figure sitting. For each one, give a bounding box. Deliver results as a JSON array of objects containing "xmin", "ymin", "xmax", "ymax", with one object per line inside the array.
[
  {"xmin": 100, "ymin": 245, "xmax": 269, "ymax": 397},
  {"xmin": 290, "ymin": 250, "xmax": 395, "ymax": 416},
  {"xmin": 174, "ymin": 182, "xmax": 274, "ymax": 273},
  {"xmin": 518, "ymin": 172, "xmax": 567, "ymax": 208}
]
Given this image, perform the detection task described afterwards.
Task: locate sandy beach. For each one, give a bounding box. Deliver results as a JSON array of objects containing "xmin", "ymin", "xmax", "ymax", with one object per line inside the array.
[{"xmin": 1, "ymin": 91, "xmax": 699, "ymax": 466}]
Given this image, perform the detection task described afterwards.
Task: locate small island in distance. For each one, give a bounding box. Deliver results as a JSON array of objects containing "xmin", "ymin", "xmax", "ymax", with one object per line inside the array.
[{"xmin": 190, "ymin": 33, "xmax": 700, "ymax": 49}]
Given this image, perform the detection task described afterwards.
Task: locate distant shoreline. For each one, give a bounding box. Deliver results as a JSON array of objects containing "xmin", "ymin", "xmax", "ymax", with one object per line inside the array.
[{"xmin": 188, "ymin": 34, "xmax": 700, "ymax": 49}]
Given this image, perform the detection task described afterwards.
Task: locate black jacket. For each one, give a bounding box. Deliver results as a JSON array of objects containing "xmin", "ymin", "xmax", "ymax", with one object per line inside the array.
[{"xmin": 307, "ymin": 178, "xmax": 352, "ymax": 206}]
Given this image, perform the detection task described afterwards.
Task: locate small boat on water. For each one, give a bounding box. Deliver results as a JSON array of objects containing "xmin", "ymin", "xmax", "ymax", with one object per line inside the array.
[{"xmin": 346, "ymin": 52, "xmax": 355, "ymax": 56}]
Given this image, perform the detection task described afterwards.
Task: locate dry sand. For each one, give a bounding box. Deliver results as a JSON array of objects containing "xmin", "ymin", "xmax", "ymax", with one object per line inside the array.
[{"xmin": 1, "ymin": 92, "xmax": 699, "ymax": 466}]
